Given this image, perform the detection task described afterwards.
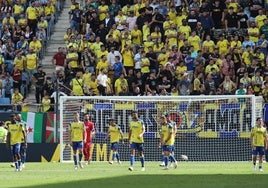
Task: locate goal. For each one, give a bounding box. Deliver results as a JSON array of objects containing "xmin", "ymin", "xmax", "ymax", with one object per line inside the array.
[{"xmin": 59, "ymin": 95, "xmax": 263, "ymax": 162}]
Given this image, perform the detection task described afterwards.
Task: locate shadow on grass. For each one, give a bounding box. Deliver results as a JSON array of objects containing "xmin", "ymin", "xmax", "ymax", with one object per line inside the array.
[{"xmin": 19, "ymin": 174, "xmax": 267, "ymax": 188}]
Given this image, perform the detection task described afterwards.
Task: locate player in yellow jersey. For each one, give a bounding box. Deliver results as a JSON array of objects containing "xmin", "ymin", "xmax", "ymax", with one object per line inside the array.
[
  {"xmin": 69, "ymin": 112, "xmax": 86, "ymax": 170},
  {"xmin": 128, "ymin": 110, "xmax": 145, "ymax": 171},
  {"xmin": 6, "ymin": 114, "xmax": 26, "ymax": 172},
  {"xmin": 16, "ymin": 113, "xmax": 28, "ymax": 169},
  {"xmin": 250, "ymin": 117, "xmax": 267, "ymax": 172},
  {"xmin": 159, "ymin": 115, "xmax": 177, "ymax": 170},
  {"xmin": 105, "ymin": 118, "xmax": 124, "ymax": 165}
]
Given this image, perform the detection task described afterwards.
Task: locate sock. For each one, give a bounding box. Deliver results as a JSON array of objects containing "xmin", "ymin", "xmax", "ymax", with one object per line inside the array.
[
  {"xmin": 140, "ymin": 155, "xmax": 145, "ymax": 167},
  {"xmin": 259, "ymin": 163, "xmax": 262, "ymax": 169},
  {"xmin": 164, "ymin": 156, "xmax": 169, "ymax": 167},
  {"xmin": 253, "ymin": 162, "xmax": 256, "ymax": 166},
  {"xmin": 15, "ymin": 162, "xmax": 18, "ymax": 169},
  {"xmin": 73, "ymin": 155, "xmax": 77, "ymax": 166},
  {"xmin": 116, "ymin": 153, "xmax": 120, "ymax": 161},
  {"xmin": 112, "ymin": 153, "xmax": 116, "ymax": 161},
  {"xmin": 21, "ymin": 154, "xmax": 26, "ymax": 164},
  {"xmin": 78, "ymin": 153, "xmax": 83, "ymax": 162},
  {"xmin": 161, "ymin": 153, "xmax": 165, "ymax": 163},
  {"xmin": 130, "ymin": 155, "xmax": 134, "ymax": 166},
  {"xmin": 169, "ymin": 154, "xmax": 176, "ymax": 163},
  {"xmin": 18, "ymin": 160, "xmax": 21, "ymax": 168}
]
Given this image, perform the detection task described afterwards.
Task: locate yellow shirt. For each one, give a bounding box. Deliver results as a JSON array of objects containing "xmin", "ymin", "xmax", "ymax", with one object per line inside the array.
[
  {"xmin": 255, "ymin": 15, "xmax": 267, "ymax": 28},
  {"xmin": 168, "ymin": 11, "xmax": 177, "ymax": 23},
  {"xmin": 44, "ymin": 5, "xmax": 55, "ymax": 16},
  {"xmin": 66, "ymin": 52, "xmax": 79, "ymax": 68},
  {"xmin": 114, "ymin": 78, "xmax": 128, "ymax": 95},
  {"xmin": 133, "ymin": 3, "xmax": 145, "ymax": 17},
  {"xmin": 13, "ymin": 4, "xmax": 24, "ymax": 15},
  {"xmin": 131, "ymin": 29, "xmax": 142, "ymax": 45},
  {"xmin": 98, "ymin": 5, "xmax": 109, "ymax": 21},
  {"xmin": 70, "ymin": 78, "xmax": 84, "ymax": 96},
  {"xmin": 26, "ymin": 6, "xmax": 37, "ymax": 19},
  {"xmin": 42, "ymin": 98, "xmax": 51, "ymax": 112},
  {"xmin": 165, "ymin": 29, "xmax": 178, "ymax": 48},
  {"xmin": 70, "ymin": 121, "xmax": 84, "ymax": 142},
  {"xmin": 179, "ymin": 25, "xmax": 191, "ymax": 38},
  {"xmin": 25, "ymin": 53, "xmax": 38, "ymax": 70},
  {"xmin": 96, "ymin": 50, "xmax": 109, "ymax": 60},
  {"xmin": 141, "ymin": 57, "xmax": 150, "ymax": 73},
  {"xmin": 12, "ymin": 93, "xmax": 23, "ymax": 104},
  {"xmin": 29, "ymin": 40, "xmax": 42, "ymax": 52},
  {"xmin": 2, "ymin": 17, "xmax": 16, "ymax": 26},
  {"xmin": 88, "ymin": 79, "xmax": 99, "ymax": 95},
  {"xmin": 188, "ymin": 35, "xmax": 201, "ymax": 51},
  {"xmin": 242, "ymin": 51, "xmax": 251, "ymax": 66},
  {"xmin": 96, "ymin": 60, "xmax": 109, "ymax": 74},
  {"xmin": 108, "ymin": 125, "xmax": 122, "ymax": 143},
  {"xmin": 248, "ymin": 27, "xmax": 260, "ymax": 42},
  {"xmin": 176, "ymin": 66, "xmax": 187, "ymax": 80},
  {"xmin": 13, "ymin": 56, "xmax": 25, "ymax": 71},
  {"xmin": 142, "ymin": 25, "xmax": 150, "ymax": 42},
  {"xmin": 251, "ymin": 126, "xmax": 267, "ymax": 147},
  {"xmin": 122, "ymin": 50, "xmax": 134, "ymax": 67},
  {"xmin": 91, "ymin": 42, "xmax": 103, "ymax": 54},
  {"xmin": 129, "ymin": 119, "xmax": 145, "ymax": 143},
  {"xmin": 7, "ymin": 123, "xmax": 23, "ymax": 145},
  {"xmin": 82, "ymin": 72, "xmax": 91, "ymax": 87},
  {"xmin": 217, "ymin": 39, "xmax": 229, "ymax": 55},
  {"xmin": 202, "ymin": 40, "xmax": 215, "ymax": 53},
  {"xmin": 160, "ymin": 123, "xmax": 175, "ymax": 146},
  {"xmin": 157, "ymin": 53, "xmax": 169, "ymax": 66}
]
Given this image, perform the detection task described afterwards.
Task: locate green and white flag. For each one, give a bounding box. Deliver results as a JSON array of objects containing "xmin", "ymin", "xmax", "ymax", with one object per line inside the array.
[{"xmin": 21, "ymin": 112, "xmax": 43, "ymax": 143}]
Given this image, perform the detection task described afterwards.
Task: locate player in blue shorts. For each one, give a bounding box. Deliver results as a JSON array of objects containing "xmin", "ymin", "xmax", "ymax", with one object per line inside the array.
[
  {"xmin": 69, "ymin": 112, "xmax": 87, "ymax": 170},
  {"xmin": 250, "ymin": 117, "xmax": 267, "ymax": 172},
  {"xmin": 105, "ymin": 118, "xmax": 124, "ymax": 164},
  {"xmin": 128, "ymin": 110, "xmax": 145, "ymax": 171}
]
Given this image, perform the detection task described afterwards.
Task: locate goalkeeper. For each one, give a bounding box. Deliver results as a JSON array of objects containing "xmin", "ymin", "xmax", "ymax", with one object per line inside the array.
[{"xmin": 105, "ymin": 118, "xmax": 124, "ymax": 164}]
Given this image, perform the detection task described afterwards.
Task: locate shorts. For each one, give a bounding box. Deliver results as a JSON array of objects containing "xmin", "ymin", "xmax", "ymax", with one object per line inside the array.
[
  {"xmin": 252, "ymin": 146, "xmax": 265, "ymax": 156},
  {"xmin": 11, "ymin": 143, "xmax": 21, "ymax": 155},
  {"xmin": 130, "ymin": 142, "xmax": 144, "ymax": 152},
  {"xmin": 72, "ymin": 141, "xmax": 83, "ymax": 151},
  {"xmin": 20, "ymin": 143, "xmax": 27, "ymax": 153},
  {"xmin": 111, "ymin": 142, "xmax": 119, "ymax": 151},
  {"xmin": 162, "ymin": 145, "xmax": 173, "ymax": 153}
]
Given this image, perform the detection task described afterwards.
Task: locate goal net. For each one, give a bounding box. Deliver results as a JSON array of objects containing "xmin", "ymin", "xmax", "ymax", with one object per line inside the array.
[{"xmin": 59, "ymin": 95, "xmax": 263, "ymax": 162}]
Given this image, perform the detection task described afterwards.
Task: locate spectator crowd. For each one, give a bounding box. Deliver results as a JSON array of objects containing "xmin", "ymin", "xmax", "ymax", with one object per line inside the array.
[
  {"xmin": 0, "ymin": 0, "xmax": 63, "ymax": 111},
  {"xmin": 1, "ymin": 0, "xmax": 268, "ymax": 112}
]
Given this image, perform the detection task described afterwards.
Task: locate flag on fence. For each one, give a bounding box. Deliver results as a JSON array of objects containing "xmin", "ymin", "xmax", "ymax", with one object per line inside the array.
[
  {"xmin": 21, "ymin": 112, "xmax": 43, "ymax": 143},
  {"xmin": 45, "ymin": 112, "xmax": 56, "ymax": 143}
]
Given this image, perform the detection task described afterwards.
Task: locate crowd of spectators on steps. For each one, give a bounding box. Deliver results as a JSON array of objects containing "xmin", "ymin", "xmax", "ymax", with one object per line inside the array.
[
  {"xmin": 2, "ymin": 0, "xmax": 268, "ymax": 112},
  {"xmin": 0, "ymin": 0, "xmax": 63, "ymax": 111}
]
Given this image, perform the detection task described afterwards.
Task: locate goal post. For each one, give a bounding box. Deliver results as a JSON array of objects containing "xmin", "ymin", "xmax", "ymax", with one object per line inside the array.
[{"xmin": 59, "ymin": 95, "xmax": 263, "ymax": 163}]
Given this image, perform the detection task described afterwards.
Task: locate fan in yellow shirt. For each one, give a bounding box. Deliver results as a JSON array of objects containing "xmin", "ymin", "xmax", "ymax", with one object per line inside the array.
[
  {"xmin": 66, "ymin": 46, "xmax": 79, "ymax": 69},
  {"xmin": 29, "ymin": 37, "xmax": 42, "ymax": 53},
  {"xmin": 131, "ymin": 25, "xmax": 142, "ymax": 46},
  {"xmin": 98, "ymin": 1, "xmax": 109, "ymax": 21},
  {"xmin": 188, "ymin": 30, "xmax": 201, "ymax": 51},
  {"xmin": 202, "ymin": 35, "xmax": 215, "ymax": 53},
  {"xmin": 157, "ymin": 48, "xmax": 169, "ymax": 66},
  {"xmin": 96, "ymin": 55, "xmax": 109, "ymax": 74},
  {"xmin": 42, "ymin": 94, "xmax": 51, "ymax": 112},
  {"xmin": 216, "ymin": 34, "xmax": 229, "ymax": 55}
]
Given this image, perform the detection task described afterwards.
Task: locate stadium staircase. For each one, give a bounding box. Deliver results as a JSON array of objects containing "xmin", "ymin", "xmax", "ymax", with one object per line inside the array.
[{"xmin": 27, "ymin": 0, "xmax": 71, "ymax": 106}]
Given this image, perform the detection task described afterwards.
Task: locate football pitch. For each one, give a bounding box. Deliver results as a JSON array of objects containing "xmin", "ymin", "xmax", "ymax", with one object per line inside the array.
[{"xmin": 0, "ymin": 162, "xmax": 267, "ymax": 188}]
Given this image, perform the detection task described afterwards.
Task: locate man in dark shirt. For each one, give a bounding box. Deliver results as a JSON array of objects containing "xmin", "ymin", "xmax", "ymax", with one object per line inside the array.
[{"xmin": 33, "ymin": 66, "xmax": 46, "ymax": 103}]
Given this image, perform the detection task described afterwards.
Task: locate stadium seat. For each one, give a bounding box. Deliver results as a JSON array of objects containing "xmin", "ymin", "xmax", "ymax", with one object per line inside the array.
[{"xmin": 0, "ymin": 97, "xmax": 11, "ymax": 104}]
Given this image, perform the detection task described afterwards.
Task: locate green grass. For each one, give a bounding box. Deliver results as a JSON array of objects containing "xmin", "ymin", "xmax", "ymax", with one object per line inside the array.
[{"xmin": 0, "ymin": 162, "xmax": 267, "ymax": 188}]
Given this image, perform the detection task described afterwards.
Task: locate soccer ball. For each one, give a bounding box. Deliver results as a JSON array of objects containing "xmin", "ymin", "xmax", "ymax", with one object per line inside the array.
[{"xmin": 181, "ymin": 155, "xmax": 188, "ymax": 161}]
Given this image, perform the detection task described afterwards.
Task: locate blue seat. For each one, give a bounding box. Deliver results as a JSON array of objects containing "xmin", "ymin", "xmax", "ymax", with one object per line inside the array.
[{"xmin": 0, "ymin": 97, "xmax": 11, "ymax": 104}]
